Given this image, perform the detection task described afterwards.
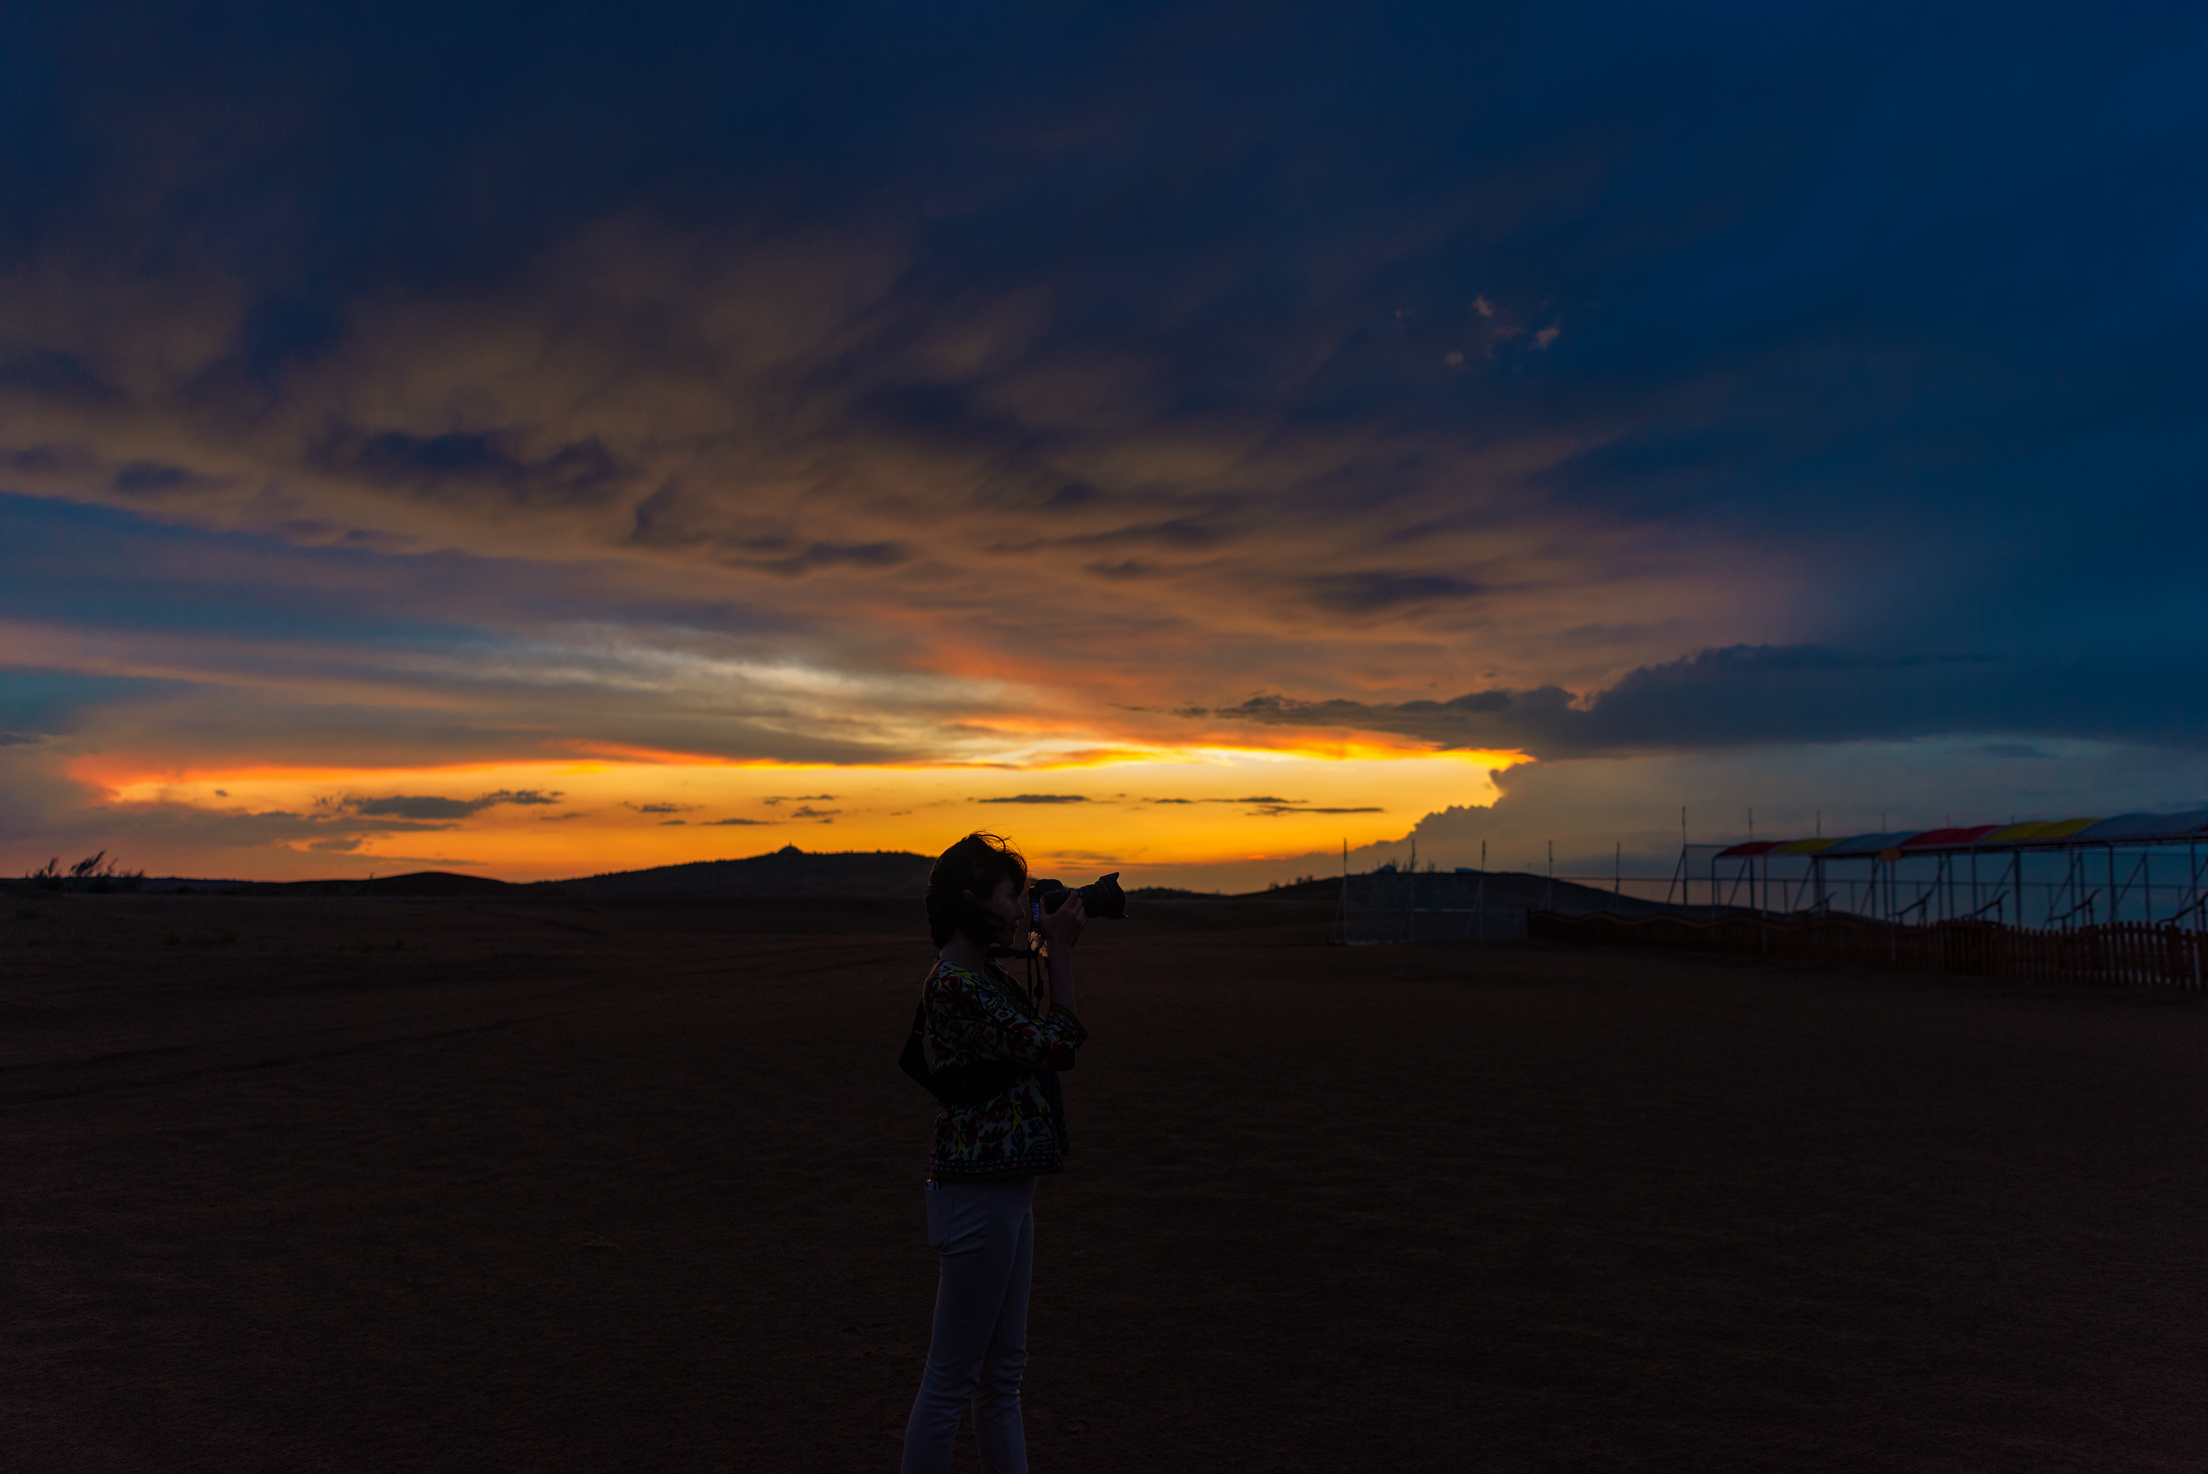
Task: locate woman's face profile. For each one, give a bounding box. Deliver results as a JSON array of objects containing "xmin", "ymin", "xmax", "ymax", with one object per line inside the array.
[{"xmin": 975, "ymin": 875, "xmax": 1021, "ymax": 945}]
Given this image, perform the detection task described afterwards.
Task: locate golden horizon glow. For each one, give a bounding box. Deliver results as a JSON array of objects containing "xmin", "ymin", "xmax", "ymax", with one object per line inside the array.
[{"xmin": 73, "ymin": 744, "xmax": 1525, "ymax": 882}]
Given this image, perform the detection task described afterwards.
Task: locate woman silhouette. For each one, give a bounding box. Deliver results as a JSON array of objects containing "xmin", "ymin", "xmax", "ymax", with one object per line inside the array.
[{"xmin": 900, "ymin": 832, "xmax": 1087, "ymax": 1474}]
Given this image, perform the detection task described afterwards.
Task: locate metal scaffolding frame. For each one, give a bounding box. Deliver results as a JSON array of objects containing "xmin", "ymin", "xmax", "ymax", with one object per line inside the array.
[{"xmin": 1664, "ymin": 813, "xmax": 2208, "ymax": 931}]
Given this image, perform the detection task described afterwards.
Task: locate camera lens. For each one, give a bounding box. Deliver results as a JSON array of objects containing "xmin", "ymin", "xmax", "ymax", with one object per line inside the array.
[{"xmin": 1075, "ymin": 872, "xmax": 1126, "ymax": 919}]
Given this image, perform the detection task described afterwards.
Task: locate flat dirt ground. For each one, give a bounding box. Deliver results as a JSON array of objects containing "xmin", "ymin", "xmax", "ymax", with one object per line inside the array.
[{"xmin": 3, "ymin": 895, "xmax": 2202, "ymax": 1472}]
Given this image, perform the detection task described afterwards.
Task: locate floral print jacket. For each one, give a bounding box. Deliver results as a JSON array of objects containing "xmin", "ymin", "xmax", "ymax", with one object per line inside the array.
[{"xmin": 922, "ymin": 958, "xmax": 1086, "ymax": 1182}]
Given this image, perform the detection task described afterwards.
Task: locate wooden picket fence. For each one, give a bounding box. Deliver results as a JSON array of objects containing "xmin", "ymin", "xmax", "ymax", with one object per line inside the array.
[{"xmin": 1527, "ymin": 911, "xmax": 2207, "ymax": 990}]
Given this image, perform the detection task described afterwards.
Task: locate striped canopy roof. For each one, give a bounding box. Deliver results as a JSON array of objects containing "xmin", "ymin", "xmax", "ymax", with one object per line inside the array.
[
  {"xmin": 1712, "ymin": 810, "xmax": 2208, "ymax": 861},
  {"xmin": 2071, "ymin": 810, "xmax": 2208, "ymax": 842}
]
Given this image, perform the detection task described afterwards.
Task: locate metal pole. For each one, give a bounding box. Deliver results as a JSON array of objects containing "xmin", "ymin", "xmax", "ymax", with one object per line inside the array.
[
  {"xmin": 1746, "ymin": 809, "xmax": 1755, "ymax": 913},
  {"xmin": 1336, "ymin": 838, "xmax": 1347, "ymax": 943}
]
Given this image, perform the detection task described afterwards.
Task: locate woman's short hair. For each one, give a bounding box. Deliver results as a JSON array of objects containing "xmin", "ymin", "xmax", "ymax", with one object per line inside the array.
[{"xmin": 926, "ymin": 832, "xmax": 1029, "ymax": 948}]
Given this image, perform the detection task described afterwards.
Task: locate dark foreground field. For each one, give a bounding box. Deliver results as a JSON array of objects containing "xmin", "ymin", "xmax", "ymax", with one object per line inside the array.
[{"xmin": 2, "ymin": 895, "xmax": 2202, "ymax": 1472}]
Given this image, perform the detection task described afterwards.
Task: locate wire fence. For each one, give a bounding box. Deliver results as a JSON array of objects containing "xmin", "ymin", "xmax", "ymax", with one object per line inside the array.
[
  {"xmin": 1339, "ymin": 872, "xmax": 1534, "ymax": 943},
  {"xmin": 1339, "ymin": 871, "xmax": 1677, "ymax": 944},
  {"xmin": 1342, "ymin": 905, "xmax": 1532, "ymax": 944},
  {"xmin": 1528, "ymin": 910, "xmax": 2207, "ymax": 990},
  {"xmin": 1667, "ymin": 841, "xmax": 2208, "ymax": 929}
]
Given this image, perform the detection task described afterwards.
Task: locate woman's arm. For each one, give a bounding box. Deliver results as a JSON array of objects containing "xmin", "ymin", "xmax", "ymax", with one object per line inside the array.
[
  {"xmin": 937, "ymin": 970, "xmax": 1083, "ymax": 1069},
  {"xmin": 1037, "ymin": 890, "xmax": 1086, "ymax": 1019}
]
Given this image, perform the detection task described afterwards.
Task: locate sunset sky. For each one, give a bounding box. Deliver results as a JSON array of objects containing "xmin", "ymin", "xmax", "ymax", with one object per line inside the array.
[{"xmin": 2, "ymin": 3, "xmax": 2202, "ymax": 889}]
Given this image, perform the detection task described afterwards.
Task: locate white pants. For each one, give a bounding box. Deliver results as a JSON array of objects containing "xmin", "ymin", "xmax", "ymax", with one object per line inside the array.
[{"xmin": 900, "ymin": 1176, "xmax": 1038, "ymax": 1474}]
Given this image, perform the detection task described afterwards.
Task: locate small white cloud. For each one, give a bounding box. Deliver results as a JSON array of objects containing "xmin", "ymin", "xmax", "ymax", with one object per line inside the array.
[
  {"xmin": 1444, "ymin": 350, "xmax": 1465, "ymax": 367},
  {"xmin": 1534, "ymin": 325, "xmax": 1561, "ymax": 350},
  {"xmin": 1473, "ymin": 296, "xmax": 1495, "ymax": 318}
]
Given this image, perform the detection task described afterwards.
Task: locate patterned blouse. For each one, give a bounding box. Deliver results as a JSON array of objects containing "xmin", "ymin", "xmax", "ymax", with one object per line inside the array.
[{"xmin": 922, "ymin": 957, "xmax": 1087, "ymax": 1182}]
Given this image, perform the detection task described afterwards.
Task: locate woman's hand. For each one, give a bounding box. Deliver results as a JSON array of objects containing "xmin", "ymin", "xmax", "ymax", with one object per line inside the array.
[
  {"xmin": 1039, "ymin": 889, "xmax": 1087, "ymax": 953},
  {"xmin": 1038, "ymin": 890, "xmax": 1084, "ymax": 1017}
]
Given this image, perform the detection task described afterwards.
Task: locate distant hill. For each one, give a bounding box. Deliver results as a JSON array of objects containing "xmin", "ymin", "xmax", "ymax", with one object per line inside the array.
[
  {"xmin": 1156, "ymin": 871, "xmax": 1683, "ymax": 913},
  {"xmin": 531, "ymin": 845, "xmax": 934, "ymax": 899},
  {"xmin": 93, "ymin": 857, "xmax": 1690, "ymax": 914}
]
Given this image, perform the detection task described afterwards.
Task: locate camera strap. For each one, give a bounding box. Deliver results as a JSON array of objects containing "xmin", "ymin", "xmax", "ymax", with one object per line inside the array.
[{"xmin": 988, "ymin": 941, "xmax": 1050, "ymax": 1015}]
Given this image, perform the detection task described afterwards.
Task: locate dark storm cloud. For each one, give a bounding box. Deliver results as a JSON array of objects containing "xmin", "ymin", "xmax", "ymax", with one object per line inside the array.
[
  {"xmin": 1190, "ymin": 646, "xmax": 2208, "ymax": 757},
  {"xmin": 311, "ymin": 426, "xmax": 627, "ymax": 508},
  {"xmin": 1144, "ymin": 796, "xmax": 1292, "ymax": 805},
  {"xmin": 1138, "ymin": 793, "xmax": 1379, "ymax": 815},
  {"xmin": 0, "ymin": 667, "xmax": 194, "ymax": 736},
  {"xmin": 348, "ymin": 796, "xmax": 480, "ymax": 819},
  {"xmin": 1301, "ymin": 573, "xmax": 1481, "ymax": 616},
  {"xmin": 0, "ymin": 494, "xmax": 794, "ymax": 653},
  {"xmin": 0, "ymin": 349, "xmax": 120, "ymax": 404},
  {"xmin": 699, "ymin": 537, "xmax": 914, "ymax": 580},
  {"xmin": 107, "ymin": 460, "xmax": 231, "ymax": 498},
  {"xmin": 346, "ymin": 789, "xmax": 562, "ymax": 820},
  {"xmin": 1082, "ymin": 560, "xmax": 1165, "ymax": 582},
  {"xmin": 0, "ymin": 496, "xmax": 988, "ymax": 775}
]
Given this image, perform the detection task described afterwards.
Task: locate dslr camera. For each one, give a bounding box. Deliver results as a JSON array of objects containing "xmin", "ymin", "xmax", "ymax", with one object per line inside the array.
[{"xmin": 1026, "ymin": 872, "xmax": 1128, "ymax": 925}]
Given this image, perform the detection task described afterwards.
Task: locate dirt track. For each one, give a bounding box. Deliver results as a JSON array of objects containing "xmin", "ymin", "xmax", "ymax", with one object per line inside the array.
[{"xmin": 3, "ymin": 895, "xmax": 2202, "ymax": 1471}]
